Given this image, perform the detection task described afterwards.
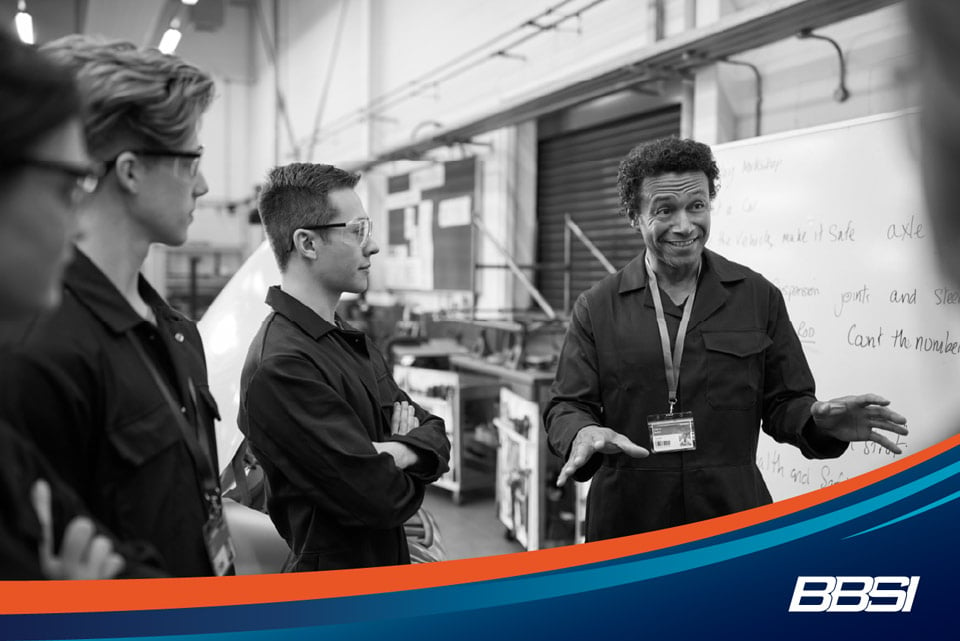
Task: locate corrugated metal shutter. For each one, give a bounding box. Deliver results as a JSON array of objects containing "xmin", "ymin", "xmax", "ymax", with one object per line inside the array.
[{"xmin": 536, "ymin": 105, "xmax": 681, "ymax": 312}]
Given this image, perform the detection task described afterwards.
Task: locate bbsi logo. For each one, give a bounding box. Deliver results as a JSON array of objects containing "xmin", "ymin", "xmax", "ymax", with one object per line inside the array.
[{"xmin": 789, "ymin": 576, "xmax": 919, "ymax": 612}]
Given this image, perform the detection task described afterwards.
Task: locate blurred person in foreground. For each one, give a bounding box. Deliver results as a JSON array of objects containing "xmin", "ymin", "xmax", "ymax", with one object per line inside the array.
[
  {"xmin": 238, "ymin": 163, "xmax": 450, "ymax": 571},
  {"xmin": 0, "ymin": 36, "xmax": 231, "ymax": 577},
  {"xmin": 909, "ymin": 1, "xmax": 960, "ymax": 293},
  {"xmin": 0, "ymin": 29, "xmax": 123, "ymax": 579},
  {"xmin": 544, "ymin": 137, "xmax": 909, "ymax": 541}
]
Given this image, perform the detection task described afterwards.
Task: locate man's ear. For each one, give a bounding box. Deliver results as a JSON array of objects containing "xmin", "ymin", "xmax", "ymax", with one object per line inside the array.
[
  {"xmin": 291, "ymin": 229, "xmax": 320, "ymax": 261},
  {"xmin": 112, "ymin": 151, "xmax": 141, "ymax": 195}
]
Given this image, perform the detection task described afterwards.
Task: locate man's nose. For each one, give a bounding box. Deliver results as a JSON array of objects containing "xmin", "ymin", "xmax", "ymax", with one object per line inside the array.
[
  {"xmin": 194, "ymin": 170, "xmax": 210, "ymax": 198},
  {"xmin": 674, "ymin": 209, "xmax": 695, "ymax": 234}
]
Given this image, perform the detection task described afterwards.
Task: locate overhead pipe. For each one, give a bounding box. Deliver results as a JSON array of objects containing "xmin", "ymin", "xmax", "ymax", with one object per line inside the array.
[
  {"xmin": 252, "ymin": 0, "xmax": 299, "ymax": 163},
  {"xmin": 303, "ymin": 0, "xmax": 611, "ymax": 149},
  {"xmin": 306, "ymin": 0, "xmax": 350, "ymax": 161},
  {"xmin": 797, "ymin": 27, "xmax": 850, "ymax": 102},
  {"xmin": 717, "ymin": 57, "xmax": 763, "ymax": 137}
]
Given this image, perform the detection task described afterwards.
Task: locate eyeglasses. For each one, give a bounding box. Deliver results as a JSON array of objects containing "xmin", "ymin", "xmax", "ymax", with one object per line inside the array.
[
  {"xmin": 106, "ymin": 146, "xmax": 204, "ymax": 177},
  {"xmin": 301, "ymin": 216, "xmax": 373, "ymax": 248},
  {"xmin": 19, "ymin": 158, "xmax": 103, "ymax": 205}
]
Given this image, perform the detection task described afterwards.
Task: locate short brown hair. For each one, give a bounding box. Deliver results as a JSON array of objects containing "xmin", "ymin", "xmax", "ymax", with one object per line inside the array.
[{"xmin": 258, "ymin": 163, "xmax": 361, "ymax": 271}]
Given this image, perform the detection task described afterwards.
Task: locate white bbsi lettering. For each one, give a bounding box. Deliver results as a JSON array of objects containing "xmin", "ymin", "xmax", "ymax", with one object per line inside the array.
[
  {"xmin": 789, "ymin": 576, "xmax": 920, "ymax": 613},
  {"xmin": 789, "ymin": 576, "xmax": 836, "ymax": 612},
  {"xmin": 865, "ymin": 576, "xmax": 909, "ymax": 613},
  {"xmin": 902, "ymin": 576, "xmax": 920, "ymax": 613},
  {"xmin": 830, "ymin": 577, "xmax": 873, "ymax": 612}
]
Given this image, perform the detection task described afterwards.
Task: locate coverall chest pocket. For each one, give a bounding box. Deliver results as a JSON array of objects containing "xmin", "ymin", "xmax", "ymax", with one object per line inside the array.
[
  {"xmin": 105, "ymin": 404, "xmax": 186, "ymax": 534},
  {"xmin": 108, "ymin": 403, "xmax": 181, "ymax": 467},
  {"xmin": 701, "ymin": 330, "xmax": 772, "ymax": 410}
]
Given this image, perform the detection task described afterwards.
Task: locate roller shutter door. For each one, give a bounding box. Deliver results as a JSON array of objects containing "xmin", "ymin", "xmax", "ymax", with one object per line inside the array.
[{"xmin": 536, "ymin": 105, "xmax": 681, "ymax": 312}]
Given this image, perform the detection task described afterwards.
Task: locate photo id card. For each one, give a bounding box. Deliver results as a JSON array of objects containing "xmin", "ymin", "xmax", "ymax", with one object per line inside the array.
[
  {"xmin": 647, "ymin": 412, "xmax": 696, "ymax": 453},
  {"xmin": 203, "ymin": 512, "xmax": 237, "ymax": 577}
]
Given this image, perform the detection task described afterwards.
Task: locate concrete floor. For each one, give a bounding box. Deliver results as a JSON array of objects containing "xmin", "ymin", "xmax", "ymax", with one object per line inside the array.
[{"xmin": 421, "ymin": 485, "xmax": 525, "ymax": 561}]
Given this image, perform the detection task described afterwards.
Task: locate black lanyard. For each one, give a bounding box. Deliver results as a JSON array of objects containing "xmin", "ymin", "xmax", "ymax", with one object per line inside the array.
[{"xmin": 128, "ymin": 335, "xmax": 221, "ymax": 515}]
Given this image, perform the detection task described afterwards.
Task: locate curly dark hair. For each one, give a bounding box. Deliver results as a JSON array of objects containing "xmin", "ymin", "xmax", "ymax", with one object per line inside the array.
[{"xmin": 617, "ymin": 137, "xmax": 720, "ymax": 220}]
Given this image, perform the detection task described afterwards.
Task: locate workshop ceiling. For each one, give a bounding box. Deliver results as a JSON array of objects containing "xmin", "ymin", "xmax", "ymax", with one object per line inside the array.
[{"xmin": 0, "ymin": 0, "xmax": 237, "ymax": 47}]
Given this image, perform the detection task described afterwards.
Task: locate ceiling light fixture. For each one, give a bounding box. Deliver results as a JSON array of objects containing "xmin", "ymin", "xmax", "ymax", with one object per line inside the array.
[
  {"xmin": 158, "ymin": 18, "xmax": 182, "ymax": 54},
  {"xmin": 15, "ymin": 0, "xmax": 34, "ymax": 45}
]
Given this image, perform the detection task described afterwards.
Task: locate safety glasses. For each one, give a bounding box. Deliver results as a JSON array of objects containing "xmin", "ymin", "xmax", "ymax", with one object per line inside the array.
[
  {"xmin": 19, "ymin": 158, "xmax": 103, "ymax": 205},
  {"xmin": 106, "ymin": 146, "xmax": 204, "ymax": 177},
  {"xmin": 302, "ymin": 216, "xmax": 372, "ymax": 247}
]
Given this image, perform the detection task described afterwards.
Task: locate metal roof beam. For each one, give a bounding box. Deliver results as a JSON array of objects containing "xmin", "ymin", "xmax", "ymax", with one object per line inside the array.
[{"xmin": 351, "ymin": 0, "xmax": 897, "ymax": 171}]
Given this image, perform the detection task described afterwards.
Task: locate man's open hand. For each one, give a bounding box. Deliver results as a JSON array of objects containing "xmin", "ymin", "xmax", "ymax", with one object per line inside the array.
[{"xmin": 556, "ymin": 425, "xmax": 649, "ymax": 486}]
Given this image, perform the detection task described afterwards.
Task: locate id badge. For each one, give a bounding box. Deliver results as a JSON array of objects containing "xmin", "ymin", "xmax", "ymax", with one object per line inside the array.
[
  {"xmin": 647, "ymin": 412, "xmax": 696, "ymax": 453},
  {"xmin": 203, "ymin": 511, "xmax": 237, "ymax": 577}
]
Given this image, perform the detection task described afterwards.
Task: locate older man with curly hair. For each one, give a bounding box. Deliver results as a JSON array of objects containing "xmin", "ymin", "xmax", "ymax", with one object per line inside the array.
[{"xmin": 544, "ymin": 137, "xmax": 908, "ymax": 540}]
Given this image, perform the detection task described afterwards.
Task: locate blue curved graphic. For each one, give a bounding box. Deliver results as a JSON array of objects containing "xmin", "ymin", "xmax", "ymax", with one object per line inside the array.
[
  {"xmin": 1, "ymin": 442, "xmax": 957, "ymax": 641},
  {"xmin": 845, "ymin": 488, "xmax": 960, "ymax": 539}
]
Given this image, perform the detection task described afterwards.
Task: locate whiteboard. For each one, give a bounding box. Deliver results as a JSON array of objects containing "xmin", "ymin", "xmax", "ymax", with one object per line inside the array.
[{"xmin": 710, "ymin": 111, "xmax": 960, "ymax": 501}]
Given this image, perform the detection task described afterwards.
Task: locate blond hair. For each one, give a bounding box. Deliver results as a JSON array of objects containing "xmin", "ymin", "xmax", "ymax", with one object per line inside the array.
[{"xmin": 40, "ymin": 35, "xmax": 215, "ymax": 160}]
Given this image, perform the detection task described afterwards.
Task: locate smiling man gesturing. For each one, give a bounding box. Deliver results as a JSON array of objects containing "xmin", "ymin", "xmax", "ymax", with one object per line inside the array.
[{"xmin": 544, "ymin": 138, "xmax": 908, "ymax": 541}]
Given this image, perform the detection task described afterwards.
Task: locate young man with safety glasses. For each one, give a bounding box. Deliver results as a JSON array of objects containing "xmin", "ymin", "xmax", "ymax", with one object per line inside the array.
[
  {"xmin": 0, "ymin": 36, "xmax": 230, "ymax": 577},
  {"xmin": 238, "ymin": 162, "xmax": 450, "ymax": 571}
]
